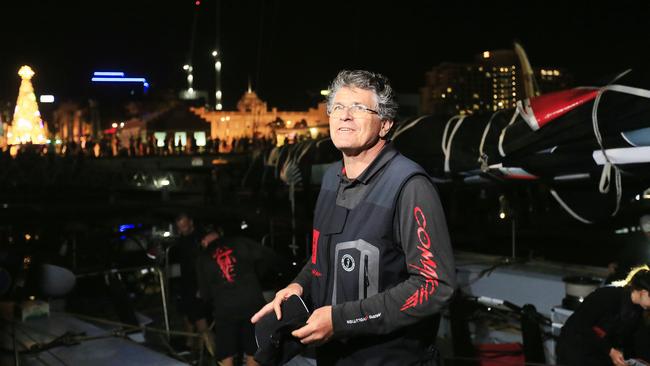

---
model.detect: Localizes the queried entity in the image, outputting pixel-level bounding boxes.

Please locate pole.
[156,267,171,341]
[511,217,516,259]
[214,0,222,110]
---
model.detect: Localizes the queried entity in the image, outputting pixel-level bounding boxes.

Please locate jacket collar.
[337,141,398,184]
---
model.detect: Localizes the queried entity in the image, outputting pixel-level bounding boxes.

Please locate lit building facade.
[53,102,92,142]
[192,89,329,143]
[421,49,572,116]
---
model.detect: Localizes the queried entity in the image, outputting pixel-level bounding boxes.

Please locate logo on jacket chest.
[341,254,355,272]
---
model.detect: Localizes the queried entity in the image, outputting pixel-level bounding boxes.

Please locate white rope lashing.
[497,108,521,157]
[441,115,466,173]
[478,110,502,171]
[591,71,650,216]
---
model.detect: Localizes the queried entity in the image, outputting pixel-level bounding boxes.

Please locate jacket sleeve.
[331,175,456,338]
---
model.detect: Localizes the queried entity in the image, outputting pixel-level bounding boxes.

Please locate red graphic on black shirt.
[213,247,236,283]
[401,206,439,311]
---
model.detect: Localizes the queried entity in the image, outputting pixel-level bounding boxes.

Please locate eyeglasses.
[328,103,379,118]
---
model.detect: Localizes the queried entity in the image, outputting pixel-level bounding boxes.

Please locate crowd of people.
[1,134,279,159]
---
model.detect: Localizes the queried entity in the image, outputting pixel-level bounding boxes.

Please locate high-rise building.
[420,49,572,116]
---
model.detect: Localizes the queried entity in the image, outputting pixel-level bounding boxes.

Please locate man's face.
[175,217,194,236]
[329,87,392,156]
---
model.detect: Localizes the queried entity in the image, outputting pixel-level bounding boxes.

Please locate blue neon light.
[92,77,147,83]
[93,71,125,77]
[119,224,136,232]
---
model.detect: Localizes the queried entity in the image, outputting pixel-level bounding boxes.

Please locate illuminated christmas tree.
[8,65,47,144]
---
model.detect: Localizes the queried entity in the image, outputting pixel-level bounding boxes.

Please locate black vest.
[310,150,426,308]
[311,151,440,365]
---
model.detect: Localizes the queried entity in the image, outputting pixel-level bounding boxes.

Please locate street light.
[211,49,222,110]
[180,64,195,100]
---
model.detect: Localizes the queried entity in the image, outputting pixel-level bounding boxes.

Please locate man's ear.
[379,120,394,138]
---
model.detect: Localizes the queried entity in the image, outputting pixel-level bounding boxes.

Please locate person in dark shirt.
[557,265,650,366]
[197,232,279,366]
[173,213,214,352]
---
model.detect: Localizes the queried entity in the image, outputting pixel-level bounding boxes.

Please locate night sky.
[1,0,649,110]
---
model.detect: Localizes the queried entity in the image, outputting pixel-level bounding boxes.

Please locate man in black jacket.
[252,70,456,365]
[197,232,280,366]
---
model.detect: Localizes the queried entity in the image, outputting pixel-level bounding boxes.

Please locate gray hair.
[326,70,398,121]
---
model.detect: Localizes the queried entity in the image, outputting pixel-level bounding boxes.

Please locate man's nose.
[340,107,353,120]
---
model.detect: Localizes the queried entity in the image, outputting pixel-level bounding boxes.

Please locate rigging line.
[266,0,277,84]
[14,326,68,366]
[215,0,221,50]
[156,333,191,364]
[1,318,58,339]
[549,188,593,224]
[215,0,221,110]
[255,0,266,92]
[68,312,200,338]
[12,319,19,366]
[187,1,200,66]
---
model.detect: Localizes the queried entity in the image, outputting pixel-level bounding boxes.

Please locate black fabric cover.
[254,295,309,365]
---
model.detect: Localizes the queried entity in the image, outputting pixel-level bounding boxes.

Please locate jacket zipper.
[325,235,333,305]
[363,255,369,299]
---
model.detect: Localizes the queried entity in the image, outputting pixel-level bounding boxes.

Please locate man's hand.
[251,283,303,323]
[200,232,219,248]
[291,306,333,345]
[609,348,626,366]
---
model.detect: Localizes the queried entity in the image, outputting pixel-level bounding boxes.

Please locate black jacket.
[557,286,644,366]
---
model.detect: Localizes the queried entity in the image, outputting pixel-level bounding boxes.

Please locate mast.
[514,41,540,98]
